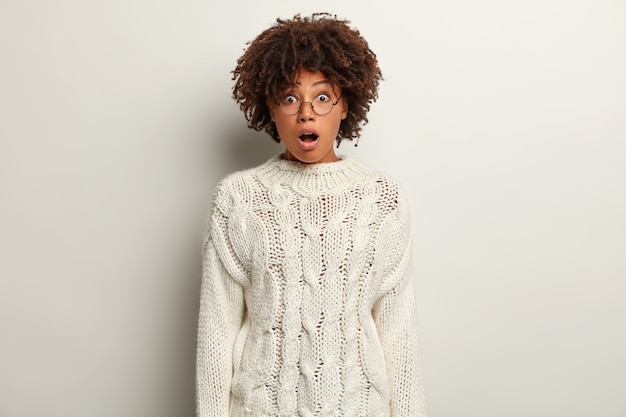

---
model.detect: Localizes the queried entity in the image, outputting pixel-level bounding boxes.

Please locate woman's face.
[270,69,348,164]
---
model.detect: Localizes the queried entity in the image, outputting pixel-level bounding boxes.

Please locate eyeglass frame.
[275,93,343,116]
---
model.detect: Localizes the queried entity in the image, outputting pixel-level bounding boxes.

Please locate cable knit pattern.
[196,155,425,417]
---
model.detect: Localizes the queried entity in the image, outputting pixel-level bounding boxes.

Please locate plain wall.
[1,1,625,416]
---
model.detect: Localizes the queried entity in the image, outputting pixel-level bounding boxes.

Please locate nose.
[298,101,315,121]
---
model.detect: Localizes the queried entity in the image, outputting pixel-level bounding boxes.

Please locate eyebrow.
[311,80,331,87]
[281,79,336,98]
[294,79,331,88]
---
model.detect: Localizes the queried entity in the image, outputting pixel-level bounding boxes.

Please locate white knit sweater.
[196,155,425,417]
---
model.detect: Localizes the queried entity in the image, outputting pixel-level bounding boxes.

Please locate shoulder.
[214,158,274,193]
[361,166,409,214]
[210,156,281,209]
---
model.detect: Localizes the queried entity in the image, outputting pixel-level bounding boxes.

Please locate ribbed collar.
[254,154,373,196]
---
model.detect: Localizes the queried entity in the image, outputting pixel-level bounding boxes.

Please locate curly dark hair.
[232,12,383,146]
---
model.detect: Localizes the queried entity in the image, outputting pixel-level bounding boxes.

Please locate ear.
[340,99,349,120]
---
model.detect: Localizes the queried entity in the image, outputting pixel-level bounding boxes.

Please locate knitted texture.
[196,155,425,417]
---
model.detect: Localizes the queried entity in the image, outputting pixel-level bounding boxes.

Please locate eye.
[316,93,331,103]
[281,95,299,105]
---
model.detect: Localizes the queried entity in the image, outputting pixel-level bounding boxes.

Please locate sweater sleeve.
[372,190,426,417]
[196,185,247,417]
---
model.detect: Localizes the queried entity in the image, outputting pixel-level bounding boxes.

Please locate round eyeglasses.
[277,93,342,116]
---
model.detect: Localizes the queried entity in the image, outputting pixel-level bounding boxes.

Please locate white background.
[1,1,625,416]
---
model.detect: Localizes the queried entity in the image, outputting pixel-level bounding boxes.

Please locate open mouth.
[299,132,319,142]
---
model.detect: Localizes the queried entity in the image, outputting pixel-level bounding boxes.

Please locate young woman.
[196,13,425,417]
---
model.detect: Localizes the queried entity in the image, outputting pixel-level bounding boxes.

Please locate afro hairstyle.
[232,12,383,145]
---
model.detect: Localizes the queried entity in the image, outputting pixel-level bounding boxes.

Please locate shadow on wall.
[217,115,283,176]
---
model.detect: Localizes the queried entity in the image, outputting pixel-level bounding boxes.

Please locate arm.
[196,188,247,417]
[372,193,426,417]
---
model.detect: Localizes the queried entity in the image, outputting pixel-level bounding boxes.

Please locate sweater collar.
[255,154,372,195]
